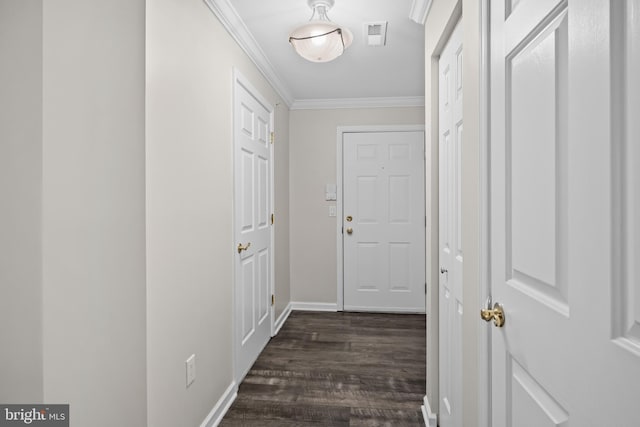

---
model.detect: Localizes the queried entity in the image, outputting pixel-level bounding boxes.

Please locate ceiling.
[207,0,427,108]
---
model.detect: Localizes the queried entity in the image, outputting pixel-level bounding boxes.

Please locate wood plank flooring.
[220,311,426,426]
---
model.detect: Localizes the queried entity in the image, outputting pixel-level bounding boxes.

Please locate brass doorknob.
[237,242,251,254]
[481,302,505,327]
[346,227,353,235]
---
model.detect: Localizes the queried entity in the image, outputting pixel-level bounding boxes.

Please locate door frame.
[422,1,490,425]
[336,124,425,311]
[232,68,275,383]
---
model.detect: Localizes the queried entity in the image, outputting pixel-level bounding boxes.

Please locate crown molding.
[205,0,426,110]
[409,0,433,25]
[203,0,294,107]
[290,96,425,110]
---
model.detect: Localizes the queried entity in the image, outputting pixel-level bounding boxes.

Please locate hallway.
[5,0,638,425]
[221,311,426,426]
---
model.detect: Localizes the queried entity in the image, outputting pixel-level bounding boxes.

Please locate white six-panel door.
[489,0,640,425]
[438,19,463,427]
[234,73,272,382]
[343,131,425,312]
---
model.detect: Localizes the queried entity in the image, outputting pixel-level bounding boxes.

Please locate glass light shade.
[289,21,353,63]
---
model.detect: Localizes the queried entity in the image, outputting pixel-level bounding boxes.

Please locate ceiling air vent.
[364,21,388,47]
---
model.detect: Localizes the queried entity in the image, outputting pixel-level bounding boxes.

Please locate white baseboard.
[273,302,292,335]
[200,381,237,427]
[421,395,438,427]
[290,302,338,312]
[343,305,426,314]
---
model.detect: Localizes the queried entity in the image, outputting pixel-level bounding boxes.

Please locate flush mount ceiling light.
[288,0,353,63]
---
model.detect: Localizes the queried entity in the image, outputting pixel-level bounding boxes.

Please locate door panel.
[240,258,255,345]
[489,1,640,425]
[258,248,269,323]
[357,176,377,223]
[438,19,463,427]
[389,243,410,291]
[234,76,272,381]
[509,10,567,306]
[258,156,269,227]
[343,131,425,312]
[510,358,568,427]
[614,0,640,352]
[389,175,410,223]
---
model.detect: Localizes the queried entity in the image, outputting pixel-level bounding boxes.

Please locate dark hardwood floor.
[220,311,426,426]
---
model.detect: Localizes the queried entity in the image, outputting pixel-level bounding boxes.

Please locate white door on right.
[489,1,640,426]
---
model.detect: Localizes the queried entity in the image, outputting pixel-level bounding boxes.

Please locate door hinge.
[271,213,274,225]
[271,294,275,306]
[270,132,275,144]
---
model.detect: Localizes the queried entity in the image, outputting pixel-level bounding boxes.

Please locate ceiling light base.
[307,0,334,10]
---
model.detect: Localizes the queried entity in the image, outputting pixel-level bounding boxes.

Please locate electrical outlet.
[186,354,196,387]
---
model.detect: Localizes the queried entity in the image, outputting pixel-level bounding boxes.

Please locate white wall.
[0,0,44,403]
[145,0,290,426]
[460,2,482,425]
[289,107,425,304]
[274,105,291,319]
[1,0,293,424]
[41,1,147,426]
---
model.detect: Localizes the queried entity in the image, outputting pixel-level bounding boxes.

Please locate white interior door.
[342,131,425,312]
[233,73,273,382]
[489,1,640,425]
[438,19,463,427]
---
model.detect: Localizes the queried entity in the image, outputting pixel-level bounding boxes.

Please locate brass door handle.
[481,302,505,327]
[237,242,251,254]
[346,227,353,235]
